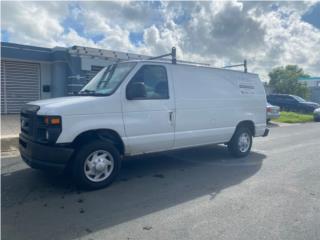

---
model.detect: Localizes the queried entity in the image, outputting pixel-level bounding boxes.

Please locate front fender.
[56,113,126,144]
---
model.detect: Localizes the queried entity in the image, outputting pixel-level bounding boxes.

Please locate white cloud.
[57,29,96,48]
[183,1,266,59]
[247,3,320,80]
[1,1,320,81]
[1,1,68,47]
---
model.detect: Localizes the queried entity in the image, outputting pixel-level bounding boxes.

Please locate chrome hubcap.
[238,132,250,153]
[84,150,114,182]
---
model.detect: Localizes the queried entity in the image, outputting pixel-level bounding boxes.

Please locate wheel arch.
[235,120,255,136]
[71,129,125,155]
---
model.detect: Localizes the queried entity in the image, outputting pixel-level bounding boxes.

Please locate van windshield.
[79,62,136,96]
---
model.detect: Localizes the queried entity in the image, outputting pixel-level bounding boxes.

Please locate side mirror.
[126,82,146,100]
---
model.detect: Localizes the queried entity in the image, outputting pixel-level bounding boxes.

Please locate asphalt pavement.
[1,123,320,240]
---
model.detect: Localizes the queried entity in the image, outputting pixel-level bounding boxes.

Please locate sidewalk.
[1,114,20,137]
[1,114,20,152]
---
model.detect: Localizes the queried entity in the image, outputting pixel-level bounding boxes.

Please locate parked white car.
[19,51,268,189]
[267,102,280,122]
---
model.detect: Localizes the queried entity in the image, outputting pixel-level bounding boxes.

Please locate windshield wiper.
[91,92,108,96]
[78,89,96,95]
[78,89,108,96]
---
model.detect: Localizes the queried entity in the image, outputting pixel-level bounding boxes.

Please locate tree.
[268,65,310,99]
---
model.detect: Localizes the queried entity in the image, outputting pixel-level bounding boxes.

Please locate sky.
[1,1,320,81]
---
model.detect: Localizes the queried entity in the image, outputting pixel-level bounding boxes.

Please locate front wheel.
[228,127,252,157]
[72,140,121,190]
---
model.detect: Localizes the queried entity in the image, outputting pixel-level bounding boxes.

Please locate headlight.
[314,108,320,113]
[37,116,62,143]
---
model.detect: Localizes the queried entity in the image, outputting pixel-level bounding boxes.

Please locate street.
[1,123,320,240]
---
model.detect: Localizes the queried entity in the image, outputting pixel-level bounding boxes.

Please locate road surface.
[2,123,320,240]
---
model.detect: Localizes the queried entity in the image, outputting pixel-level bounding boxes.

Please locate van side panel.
[172,65,266,148]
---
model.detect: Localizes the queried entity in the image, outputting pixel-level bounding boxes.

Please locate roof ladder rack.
[148,47,177,64]
[223,60,247,73]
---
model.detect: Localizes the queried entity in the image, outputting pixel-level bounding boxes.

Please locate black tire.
[228,127,252,158]
[72,140,121,190]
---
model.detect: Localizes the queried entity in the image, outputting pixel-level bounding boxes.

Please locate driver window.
[128,65,169,99]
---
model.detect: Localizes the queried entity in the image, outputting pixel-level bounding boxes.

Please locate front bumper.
[19,134,74,171]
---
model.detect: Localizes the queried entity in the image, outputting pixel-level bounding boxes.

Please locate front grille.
[20,104,40,140]
[21,112,32,135]
[20,104,62,144]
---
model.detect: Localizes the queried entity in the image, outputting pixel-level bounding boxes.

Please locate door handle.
[169,111,174,123]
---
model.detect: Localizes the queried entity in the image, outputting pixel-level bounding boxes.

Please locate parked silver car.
[267,102,280,122]
[314,108,320,122]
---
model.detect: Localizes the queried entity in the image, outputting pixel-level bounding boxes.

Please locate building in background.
[298,77,320,103]
[1,42,149,114]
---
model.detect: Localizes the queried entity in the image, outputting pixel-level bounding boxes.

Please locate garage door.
[1,60,40,114]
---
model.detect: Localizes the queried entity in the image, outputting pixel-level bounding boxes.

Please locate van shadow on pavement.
[2,145,265,240]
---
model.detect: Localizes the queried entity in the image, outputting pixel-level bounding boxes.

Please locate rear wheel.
[228,127,252,157]
[72,140,121,190]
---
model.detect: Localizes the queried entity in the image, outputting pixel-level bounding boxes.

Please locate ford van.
[19,49,269,189]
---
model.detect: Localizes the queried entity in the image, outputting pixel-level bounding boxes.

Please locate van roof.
[119,59,258,76]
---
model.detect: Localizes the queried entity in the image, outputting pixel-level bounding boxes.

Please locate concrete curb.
[1,136,19,152]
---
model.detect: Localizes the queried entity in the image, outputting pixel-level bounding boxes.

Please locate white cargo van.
[19,48,268,189]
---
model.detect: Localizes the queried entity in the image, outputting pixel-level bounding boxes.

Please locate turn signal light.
[51,118,61,125]
[44,116,61,125]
